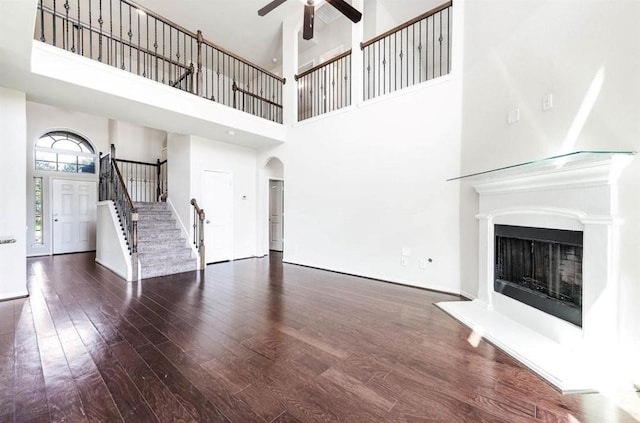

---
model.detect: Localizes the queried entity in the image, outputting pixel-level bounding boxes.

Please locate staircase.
[135,202,197,278]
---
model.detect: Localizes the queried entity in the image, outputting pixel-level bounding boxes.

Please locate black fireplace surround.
[494,225,583,327]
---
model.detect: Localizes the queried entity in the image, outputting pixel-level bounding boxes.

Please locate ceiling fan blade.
[303,3,314,40]
[258,0,288,16]
[325,0,362,23]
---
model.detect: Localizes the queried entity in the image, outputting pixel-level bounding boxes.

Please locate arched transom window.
[35,131,96,173]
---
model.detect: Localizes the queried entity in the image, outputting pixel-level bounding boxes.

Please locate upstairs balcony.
[33,0,453,126]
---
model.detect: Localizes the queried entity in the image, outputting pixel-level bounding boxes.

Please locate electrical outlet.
[401,247,411,256]
[401,257,408,267]
[419,259,427,269]
[542,93,553,111]
[507,108,520,124]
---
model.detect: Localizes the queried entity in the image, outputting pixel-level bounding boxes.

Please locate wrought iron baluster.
[418,19,423,82]
[405,27,409,88]
[447,8,451,73]
[439,10,443,77]
[89,0,93,58]
[75,0,79,54]
[98,0,104,62]
[154,19,158,80]
[52,0,57,46]
[63,0,69,50]
[119,0,123,69]
[39,0,45,42]
[431,14,435,79]
[144,13,148,77]
[136,7,140,75]
[162,22,165,83]
[109,0,113,66]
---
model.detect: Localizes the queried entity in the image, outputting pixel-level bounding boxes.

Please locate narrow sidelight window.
[34,177,44,245]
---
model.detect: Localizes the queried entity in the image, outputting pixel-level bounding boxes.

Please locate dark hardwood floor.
[1,252,638,422]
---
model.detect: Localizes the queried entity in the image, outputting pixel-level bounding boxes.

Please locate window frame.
[34,130,97,174]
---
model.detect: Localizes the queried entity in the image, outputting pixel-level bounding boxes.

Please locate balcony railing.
[361,2,452,100]
[295,50,352,121]
[34,1,452,124]
[35,0,285,123]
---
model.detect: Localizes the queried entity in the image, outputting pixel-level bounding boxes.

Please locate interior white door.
[269,180,284,252]
[202,170,233,264]
[52,179,97,254]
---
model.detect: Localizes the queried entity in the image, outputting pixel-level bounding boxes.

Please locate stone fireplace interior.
[438,151,636,393]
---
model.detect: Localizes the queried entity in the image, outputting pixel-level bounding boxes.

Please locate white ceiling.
[131,0,439,72]
[132,0,303,72]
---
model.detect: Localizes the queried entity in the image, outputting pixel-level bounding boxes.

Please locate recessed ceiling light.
[272,57,278,63]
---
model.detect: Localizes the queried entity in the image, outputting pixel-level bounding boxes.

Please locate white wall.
[95,201,131,281]
[167,133,192,233]
[258,75,462,293]
[298,15,351,70]
[109,120,165,163]
[190,136,258,260]
[363,0,446,40]
[0,87,28,300]
[459,0,640,344]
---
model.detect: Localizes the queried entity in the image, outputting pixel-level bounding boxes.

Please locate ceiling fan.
[258,0,362,40]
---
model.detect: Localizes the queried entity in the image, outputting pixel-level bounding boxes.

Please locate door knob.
[206,220,210,224]
[54,219,59,222]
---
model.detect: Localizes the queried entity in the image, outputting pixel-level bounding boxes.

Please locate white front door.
[202,170,233,264]
[52,179,97,254]
[269,180,284,252]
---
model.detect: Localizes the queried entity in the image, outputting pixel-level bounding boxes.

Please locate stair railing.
[100,145,139,280]
[112,159,139,279]
[190,198,206,270]
[114,157,167,202]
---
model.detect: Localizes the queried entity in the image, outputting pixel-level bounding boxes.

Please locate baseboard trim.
[282,260,464,299]
[0,291,29,302]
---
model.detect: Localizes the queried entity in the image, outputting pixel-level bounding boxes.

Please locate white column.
[0,87,28,300]
[282,16,300,125]
[350,0,364,106]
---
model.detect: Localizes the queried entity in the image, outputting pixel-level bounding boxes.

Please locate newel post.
[198,209,205,270]
[196,30,203,96]
[131,209,139,281]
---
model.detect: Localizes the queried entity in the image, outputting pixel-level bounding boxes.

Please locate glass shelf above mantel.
[447,150,637,182]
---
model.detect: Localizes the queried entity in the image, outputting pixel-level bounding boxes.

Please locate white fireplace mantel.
[439,151,636,393]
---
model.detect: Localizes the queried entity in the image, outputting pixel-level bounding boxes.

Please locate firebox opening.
[494,225,583,327]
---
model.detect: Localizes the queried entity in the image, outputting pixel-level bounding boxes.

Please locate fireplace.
[494,225,583,327]
[437,151,635,392]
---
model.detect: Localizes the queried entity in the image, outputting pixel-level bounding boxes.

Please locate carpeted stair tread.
[137,219,176,230]
[140,258,197,279]
[139,248,194,265]
[129,201,197,279]
[137,228,182,241]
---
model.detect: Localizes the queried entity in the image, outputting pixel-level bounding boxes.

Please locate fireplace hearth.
[494,224,583,327]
